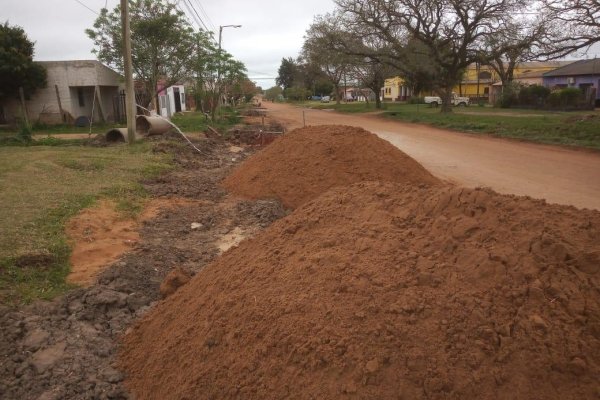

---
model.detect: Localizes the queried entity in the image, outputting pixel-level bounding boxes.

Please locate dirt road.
[265,102,600,210]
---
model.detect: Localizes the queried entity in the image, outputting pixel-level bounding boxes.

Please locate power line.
[183,0,210,31]
[194,0,216,33]
[74,0,99,15]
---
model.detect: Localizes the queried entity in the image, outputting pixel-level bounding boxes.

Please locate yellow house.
[381,77,413,101]
[455,61,576,102]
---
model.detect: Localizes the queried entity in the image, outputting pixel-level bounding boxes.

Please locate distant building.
[0,60,123,125]
[458,61,574,104]
[543,59,600,106]
[381,77,413,101]
[157,82,186,117]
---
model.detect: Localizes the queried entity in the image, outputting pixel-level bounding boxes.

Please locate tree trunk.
[440,89,453,113]
[334,84,341,105]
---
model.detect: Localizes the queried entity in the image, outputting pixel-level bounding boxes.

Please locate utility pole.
[121,0,136,144]
[214,24,241,120]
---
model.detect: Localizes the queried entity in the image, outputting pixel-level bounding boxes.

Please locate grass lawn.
[171,108,243,133]
[302,101,600,149]
[0,122,121,138]
[0,142,173,305]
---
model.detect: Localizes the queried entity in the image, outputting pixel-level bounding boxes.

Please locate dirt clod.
[159,268,192,299]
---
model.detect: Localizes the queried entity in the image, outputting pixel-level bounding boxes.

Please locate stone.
[191,222,203,230]
[30,342,66,374]
[366,358,379,373]
[529,314,548,332]
[22,328,50,351]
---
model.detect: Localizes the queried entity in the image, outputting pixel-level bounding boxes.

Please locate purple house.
[543,59,600,106]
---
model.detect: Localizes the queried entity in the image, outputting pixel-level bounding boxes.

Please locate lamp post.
[214,24,241,119]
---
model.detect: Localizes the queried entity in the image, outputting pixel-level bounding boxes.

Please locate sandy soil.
[264,102,600,210]
[66,198,205,286]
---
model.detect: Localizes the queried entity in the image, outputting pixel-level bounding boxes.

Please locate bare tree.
[303,15,351,105]
[335,0,528,112]
[539,0,600,58]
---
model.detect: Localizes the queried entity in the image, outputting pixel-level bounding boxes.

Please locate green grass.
[302,101,600,150]
[171,108,243,134]
[0,141,173,305]
[0,122,120,138]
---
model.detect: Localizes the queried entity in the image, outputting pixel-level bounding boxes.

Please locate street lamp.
[214,24,241,118]
[218,24,242,52]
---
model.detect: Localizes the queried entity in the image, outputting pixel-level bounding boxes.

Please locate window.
[77,88,85,107]
[479,71,492,80]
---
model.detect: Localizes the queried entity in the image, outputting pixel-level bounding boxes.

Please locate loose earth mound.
[119,182,600,400]
[222,125,440,208]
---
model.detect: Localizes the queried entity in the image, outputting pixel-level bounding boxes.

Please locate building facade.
[543,59,600,106]
[0,60,123,125]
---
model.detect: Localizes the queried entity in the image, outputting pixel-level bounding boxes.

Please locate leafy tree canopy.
[276,57,298,90]
[0,22,47,100]
[86,0,198,105]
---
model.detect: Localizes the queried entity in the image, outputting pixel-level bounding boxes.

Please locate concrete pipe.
[105,128,128,143]
[105,128,143,143]
[136,115,172,136]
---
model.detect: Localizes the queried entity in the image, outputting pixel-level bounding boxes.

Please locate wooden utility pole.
[18,86,30,129]
[54,85,65,123]
[121,0,136,144]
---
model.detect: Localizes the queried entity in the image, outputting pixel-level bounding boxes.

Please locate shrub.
[559,87,582,107]
[546,87,583,109]
[284,86,312,101]
[497,82,520,108]
[519,85,550,107]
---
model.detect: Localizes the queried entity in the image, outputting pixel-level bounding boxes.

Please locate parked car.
[424,93,469,107]
[311,95,322,101]
[321,96,331,103]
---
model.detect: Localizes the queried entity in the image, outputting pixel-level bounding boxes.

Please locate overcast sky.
[3,0,336,88]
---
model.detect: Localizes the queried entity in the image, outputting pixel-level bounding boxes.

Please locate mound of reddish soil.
[119,182,600,400]
[222,125,440,208]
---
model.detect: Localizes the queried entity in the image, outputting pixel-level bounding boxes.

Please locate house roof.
[543,59,600,77]
[514,70,546,79]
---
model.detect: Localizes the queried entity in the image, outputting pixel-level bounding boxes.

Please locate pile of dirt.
[119,182,600,400]
[223,125,440,208]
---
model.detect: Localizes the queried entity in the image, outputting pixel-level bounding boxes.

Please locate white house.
[0,60,123,125]
[158,84,186,118]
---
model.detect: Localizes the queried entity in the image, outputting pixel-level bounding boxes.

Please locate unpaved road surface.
[265,102,600,210]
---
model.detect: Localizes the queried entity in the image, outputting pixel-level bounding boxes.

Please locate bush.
[546,87,583,109]
[519,85,550,107]
[17,123,32,142]
[496,82,521,108]
[284,86,312,101]
[559,87,582,106]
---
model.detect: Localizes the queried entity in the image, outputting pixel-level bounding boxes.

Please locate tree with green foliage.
[264,86,283,101]
[276,57,298,90]
[0,22,47,102]
[86,0,197,111]
[189,36,249,119]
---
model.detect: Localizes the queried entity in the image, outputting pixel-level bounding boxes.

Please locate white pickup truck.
[424,93,469,107]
